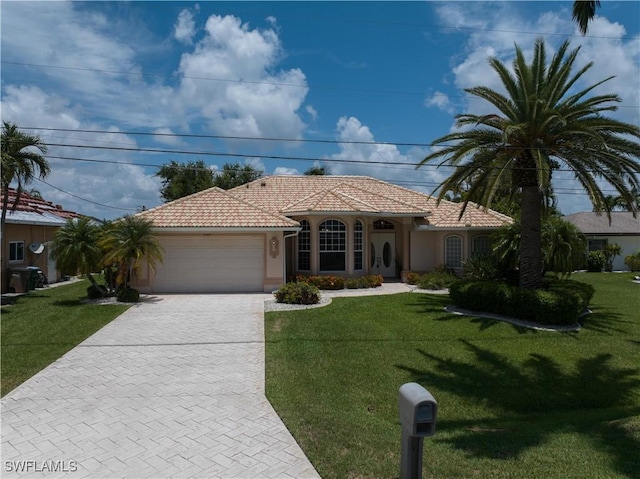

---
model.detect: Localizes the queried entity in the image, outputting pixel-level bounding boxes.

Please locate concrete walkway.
[1,294,320,478]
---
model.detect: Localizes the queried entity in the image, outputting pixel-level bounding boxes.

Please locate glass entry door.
[370,233,395,277]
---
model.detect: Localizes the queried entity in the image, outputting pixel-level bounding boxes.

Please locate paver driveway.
[1,294,320,478]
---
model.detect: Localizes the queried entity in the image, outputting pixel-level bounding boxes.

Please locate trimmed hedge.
[448,279,594,325]
[297,275,383,290]
[274,282,320,305]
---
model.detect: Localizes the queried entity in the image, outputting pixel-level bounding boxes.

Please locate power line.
[42,154,629,197]
[5,61,639,108]
[35,178,138,212]
[41,141,640,176]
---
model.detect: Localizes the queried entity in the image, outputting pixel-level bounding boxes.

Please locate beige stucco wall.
[2,223,60,292]
[264,231,285,292]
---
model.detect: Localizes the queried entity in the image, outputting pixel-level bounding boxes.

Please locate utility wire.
[5,61,638,108]
[35,178,138,212]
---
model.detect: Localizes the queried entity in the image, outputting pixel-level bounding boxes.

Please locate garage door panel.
[153,235,264,293]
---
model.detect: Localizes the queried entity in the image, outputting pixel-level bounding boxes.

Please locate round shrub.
[117,287,140,303]
[364,275,383,288]
[586,251,606,272]
[86,284,107,299]
[405,272,421,285]
[624,252,640,272]
[274,282,320,305]
[345,277,367,289]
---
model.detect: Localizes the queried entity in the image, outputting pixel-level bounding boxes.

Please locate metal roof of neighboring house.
[563,211,640,235]
[0,188,80,225]
[229,176,511,228]
[135,186,300,229]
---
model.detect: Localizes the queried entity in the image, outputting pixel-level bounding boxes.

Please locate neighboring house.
[133,175,512,293]
[564,211,640,271]
[1,188,80,293]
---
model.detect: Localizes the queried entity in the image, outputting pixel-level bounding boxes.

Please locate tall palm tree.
[50,217,105,293]
[1,122,50,240]
[418,38,640,289]
[573,1,600,35]
[100,215,163,288]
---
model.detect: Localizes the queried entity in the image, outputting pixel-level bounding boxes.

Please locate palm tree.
[50,217,105,294]
[573,1,600,35]
[100,215,163,288]
[418,38,640,289]
[1,122,50,240]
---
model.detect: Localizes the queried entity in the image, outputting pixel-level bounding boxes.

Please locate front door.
[370,233,395,277]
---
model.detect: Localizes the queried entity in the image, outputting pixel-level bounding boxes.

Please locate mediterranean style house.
[132,175,512,293]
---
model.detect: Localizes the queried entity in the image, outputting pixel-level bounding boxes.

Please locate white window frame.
[319,219,346,272]
[354,220,363,271]
[9,241,25,262]
[297,220,311,271]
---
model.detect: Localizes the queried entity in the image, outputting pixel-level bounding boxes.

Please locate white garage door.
[153,235,264,293]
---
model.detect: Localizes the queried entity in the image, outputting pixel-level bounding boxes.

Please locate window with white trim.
[354,220,363,270]
[9,241,24,262]
[445,235,463,268]
[472,235,491,256]
[298,220,311,271]
[319,219,346,271]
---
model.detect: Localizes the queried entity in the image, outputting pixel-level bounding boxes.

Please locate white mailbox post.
[398,382,438,479]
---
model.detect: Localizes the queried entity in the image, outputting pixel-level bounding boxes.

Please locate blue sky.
[2,1,639,219]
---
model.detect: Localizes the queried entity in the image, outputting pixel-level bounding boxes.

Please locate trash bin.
[26,266,41,291]
[8,268,30,293]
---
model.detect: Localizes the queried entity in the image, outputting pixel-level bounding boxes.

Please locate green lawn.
[265,273,640,479]
[1,279,129,396]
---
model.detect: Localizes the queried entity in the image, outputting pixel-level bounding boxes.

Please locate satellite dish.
[29,243,45,254]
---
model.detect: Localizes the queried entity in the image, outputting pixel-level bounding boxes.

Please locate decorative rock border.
[444,305,585,332]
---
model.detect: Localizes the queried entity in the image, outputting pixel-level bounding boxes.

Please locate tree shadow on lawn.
[396,341,640,476]
[580,308,633,336]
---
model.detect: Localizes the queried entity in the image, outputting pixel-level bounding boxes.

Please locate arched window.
[373,219,394,230]
[445,235,463,268]
[354,220,363,270]
[298,220,311,271]
[319,219,346,271]
[472,235,491,256]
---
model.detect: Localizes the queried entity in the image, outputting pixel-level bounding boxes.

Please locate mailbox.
[398,382,438,479]
[399,382,438,437]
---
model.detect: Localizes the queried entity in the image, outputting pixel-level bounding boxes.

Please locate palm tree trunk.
[520,186,544,289]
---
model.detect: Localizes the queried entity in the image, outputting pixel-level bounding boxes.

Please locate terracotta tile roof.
[229,176,511,228]
[0,188,80,223]
[564,212,640,235]
[135,187,300,229]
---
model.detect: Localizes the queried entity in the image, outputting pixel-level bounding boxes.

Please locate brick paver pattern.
[1,294,321,478]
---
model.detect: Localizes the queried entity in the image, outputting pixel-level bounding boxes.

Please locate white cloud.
[329,117,441,193]
[425,91,454,115]
[273,166,299,175]
[306,105,319,121]
[176,14,308,142]
[174,8,197,45]
[1,85,162,219]
[153,127,182,146]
